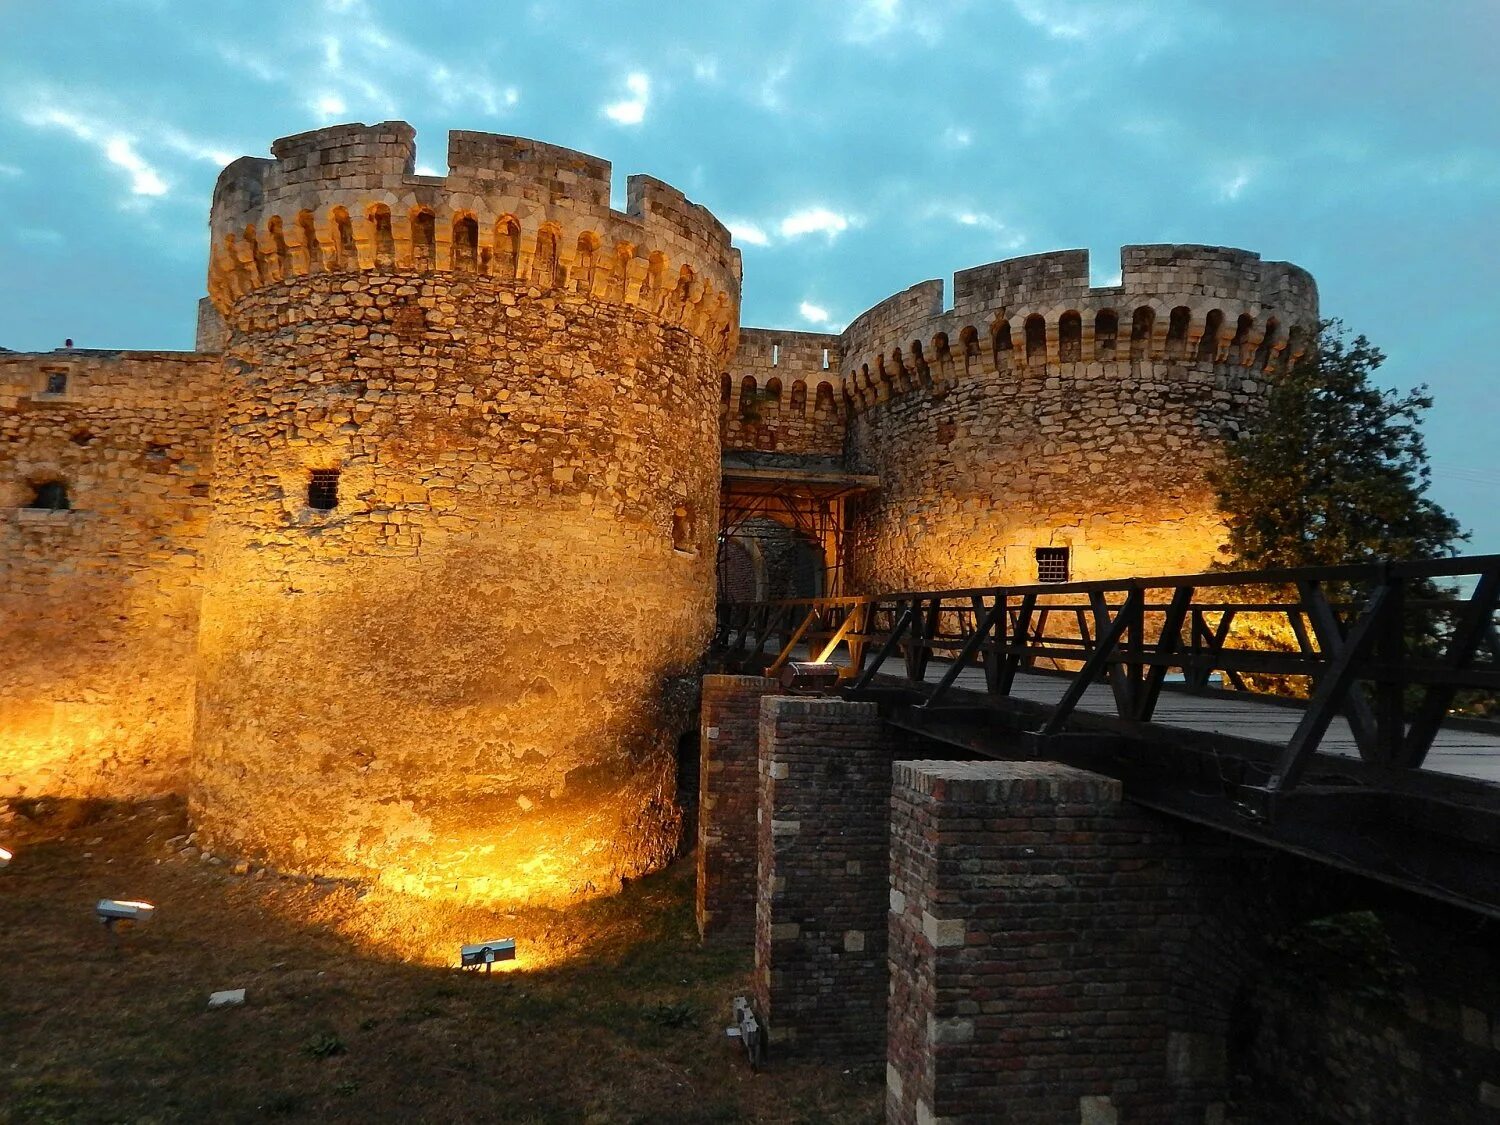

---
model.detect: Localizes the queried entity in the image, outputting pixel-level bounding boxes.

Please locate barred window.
[307,469,340,511]
[1035,547,1069,584]
[44,371,67,394]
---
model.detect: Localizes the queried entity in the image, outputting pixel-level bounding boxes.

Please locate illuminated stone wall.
[722,328,845,456]
[0,350,219,797]
[840,245,1319,590]
[193,123,739,903]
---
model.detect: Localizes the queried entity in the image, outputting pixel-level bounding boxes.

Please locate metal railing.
[713,555,1500,797]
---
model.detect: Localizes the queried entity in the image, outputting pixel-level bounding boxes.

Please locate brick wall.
[888,760,1245,1125]
[753,696,893,1061]
[696,675,779,944]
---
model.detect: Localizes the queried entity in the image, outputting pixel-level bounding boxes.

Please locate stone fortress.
[0,121,1316,903]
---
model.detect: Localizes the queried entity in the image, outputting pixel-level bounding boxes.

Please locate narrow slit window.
[307,469,340,511]
[822,348,830,370]
[1035,546,1069,584]
[27,480,70,510]
[44,371,67,394]
[672,503,695,552]
[771,342,780,367]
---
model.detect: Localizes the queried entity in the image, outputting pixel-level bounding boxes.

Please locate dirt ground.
[0,798,883,1124]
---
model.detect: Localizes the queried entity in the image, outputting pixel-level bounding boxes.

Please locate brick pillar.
[696,675,778,944]
[888,761,1237,1125]
[753,696,893,1061]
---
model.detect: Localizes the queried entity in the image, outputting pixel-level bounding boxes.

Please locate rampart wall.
[721,328,845,456]
[838,245,1319,590]
[207,122,740,367]
[0,350,220,797]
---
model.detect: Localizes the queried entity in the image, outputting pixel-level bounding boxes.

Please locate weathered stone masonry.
[0,350,219,798]
[191,122,740,900]
[3,119,1321,921]
[840,246,1319,591]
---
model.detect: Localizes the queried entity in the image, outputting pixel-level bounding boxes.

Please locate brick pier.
[695,675,779,944]
[887,760,1237,1125]
[753,696,894,1061]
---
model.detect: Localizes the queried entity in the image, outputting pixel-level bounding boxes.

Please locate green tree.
[1209,318,1464,568]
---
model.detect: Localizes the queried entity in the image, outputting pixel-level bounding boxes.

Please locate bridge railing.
[713,555,1500,795]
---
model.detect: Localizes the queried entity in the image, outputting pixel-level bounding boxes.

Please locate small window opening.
[1035,546,1069,584]
[307,469,340,511]
[44,371,67,394]
[821,348,830,370]
[27,480,70,511]
[771,342,780,367]
[672,503,695,552]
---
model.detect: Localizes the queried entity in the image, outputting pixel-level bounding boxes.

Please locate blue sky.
[1,0,1496,550]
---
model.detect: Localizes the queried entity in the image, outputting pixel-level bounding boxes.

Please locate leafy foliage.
[1209,319,1463,569]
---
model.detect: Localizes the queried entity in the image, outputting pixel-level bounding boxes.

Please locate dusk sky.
[1,0,1496,550]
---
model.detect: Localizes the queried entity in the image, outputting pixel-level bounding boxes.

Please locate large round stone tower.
[840,245,1318,590]
[195,122,739,903]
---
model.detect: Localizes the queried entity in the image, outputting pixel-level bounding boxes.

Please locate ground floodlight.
[96,899,155,927]
[460,938,516,971]
[0,846,11,870]
[778,661,840,694]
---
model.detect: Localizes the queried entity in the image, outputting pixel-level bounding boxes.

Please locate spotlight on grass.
[0,846,12,870]
[96,899,155,930]
[460,938,516,972]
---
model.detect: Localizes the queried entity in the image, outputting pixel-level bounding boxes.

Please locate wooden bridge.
[712,554,1500,918]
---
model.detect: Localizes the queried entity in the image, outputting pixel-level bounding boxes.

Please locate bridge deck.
[851,655,1500,785]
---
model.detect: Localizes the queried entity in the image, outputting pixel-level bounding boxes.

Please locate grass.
[0,798,882,1124]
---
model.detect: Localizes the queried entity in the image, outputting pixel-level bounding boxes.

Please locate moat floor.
[0,798,881,1125]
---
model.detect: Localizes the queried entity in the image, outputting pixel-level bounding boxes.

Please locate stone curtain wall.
[752,697,893,1061]
[0,350,219,798]
[887,760,1247,1125]
[696,674,779,944]
[721,328,845,456]
[1243,925,1500,1124]
[840,245,1319,591]
[191,123,740,905]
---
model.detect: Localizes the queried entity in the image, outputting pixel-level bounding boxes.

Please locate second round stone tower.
[196,123,739,903]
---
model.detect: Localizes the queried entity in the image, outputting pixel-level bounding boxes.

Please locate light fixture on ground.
[0,846,12,869]
[777,661,840,694]
[96,899,155,934]
[460,938,516,972]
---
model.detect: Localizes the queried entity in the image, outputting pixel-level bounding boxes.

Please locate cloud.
[217,44,284,83]
[842,0,947,45]
[693,57,719,83]
[941,125,972,149]
[603,72,650,125]
[799,301,830,324]
[0,163,22,177]
[779,207,853,239]
[948,209,1026,249]
[158,128,237,166]
[1212,161,1259,202]
[757,59,793,111]
[13,227,63,245]
[311,92,348,121]
[1007,0,1150,42]
[728,220,770,246]
[19,105,169,198]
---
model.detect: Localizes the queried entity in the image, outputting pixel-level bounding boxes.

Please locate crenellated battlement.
[206,122,742,364]
[839,244,1318,412]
